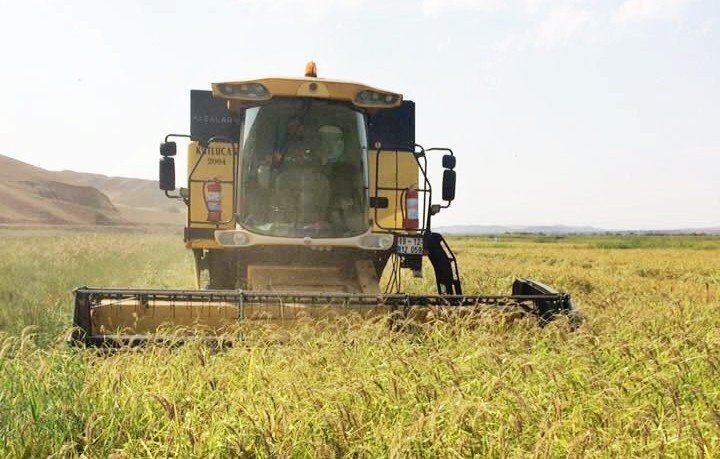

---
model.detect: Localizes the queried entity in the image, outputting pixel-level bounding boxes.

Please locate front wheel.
[206,250,238,290]
[192,249,205,289]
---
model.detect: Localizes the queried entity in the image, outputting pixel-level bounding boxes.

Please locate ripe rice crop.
[0,231,718,457]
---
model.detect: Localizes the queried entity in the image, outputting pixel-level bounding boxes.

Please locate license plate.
[396,236,423,255]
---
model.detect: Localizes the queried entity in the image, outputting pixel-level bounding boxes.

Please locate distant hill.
[436,225,605,235]
[436,225,720,235]
[0,154,183,226]
[639,227,720,235]
[55,170,184,225]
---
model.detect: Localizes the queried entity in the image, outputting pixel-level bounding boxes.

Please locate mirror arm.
[425,147,454,156]
[164,190,183,200]
[164,133,194,143]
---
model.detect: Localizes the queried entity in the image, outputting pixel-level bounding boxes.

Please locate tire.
[206,250,238,290]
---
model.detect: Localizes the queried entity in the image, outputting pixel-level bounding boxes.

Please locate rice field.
[0,230,719,457]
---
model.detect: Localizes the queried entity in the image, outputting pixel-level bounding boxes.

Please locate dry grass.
[0,232,719,457]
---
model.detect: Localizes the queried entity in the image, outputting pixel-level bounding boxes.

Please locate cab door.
[367,101,419,232]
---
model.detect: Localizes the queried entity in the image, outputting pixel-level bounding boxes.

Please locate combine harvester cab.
[70,63,580,346]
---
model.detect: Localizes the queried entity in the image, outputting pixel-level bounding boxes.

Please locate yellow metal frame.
[186,141,236,249]
[368,150,419,232]
[185,77,416,248]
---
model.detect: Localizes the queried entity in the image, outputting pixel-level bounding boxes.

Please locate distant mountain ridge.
[0,154,183,226]
[436,225,720,235]
[2,154,717,233]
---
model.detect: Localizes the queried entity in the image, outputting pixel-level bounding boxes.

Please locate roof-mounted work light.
[354,89,402,108]
[213,82,272,101]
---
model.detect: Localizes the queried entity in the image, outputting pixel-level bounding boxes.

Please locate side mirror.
[442,169,456,202]
[442,154,456,170]
[160,141,177,157]
[159,157,176,191]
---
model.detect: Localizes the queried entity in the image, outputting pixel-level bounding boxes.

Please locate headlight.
[379,235,394,250]
[355,90,401,107]
[233,232,249,246]
[215,230,253,247]
[358,233,395,250]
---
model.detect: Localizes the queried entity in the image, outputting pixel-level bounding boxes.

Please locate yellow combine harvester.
[71,63,578,345]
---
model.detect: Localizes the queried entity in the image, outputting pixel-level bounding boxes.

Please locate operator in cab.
[271,117,332,235]
[240,98,368,239]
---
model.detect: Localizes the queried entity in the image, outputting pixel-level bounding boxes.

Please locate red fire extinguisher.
[203,178,222,223]
[404,186,419,230]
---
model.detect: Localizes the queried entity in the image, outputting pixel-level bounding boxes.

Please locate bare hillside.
[0,155,183,226]
[55,170,183,212]
[55,169,184,225]
[0,155,123,225]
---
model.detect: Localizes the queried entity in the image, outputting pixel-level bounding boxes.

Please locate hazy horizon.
[1,0,718,230]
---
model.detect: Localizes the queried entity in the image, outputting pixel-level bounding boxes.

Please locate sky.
[0,0,718,230]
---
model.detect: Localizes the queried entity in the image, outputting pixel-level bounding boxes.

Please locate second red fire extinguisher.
[404,186,419,230]
[203,178,222,222]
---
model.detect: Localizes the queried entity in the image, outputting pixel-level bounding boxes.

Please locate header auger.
[70,63,580,346]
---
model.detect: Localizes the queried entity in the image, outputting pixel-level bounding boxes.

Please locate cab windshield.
[240,98,368,238]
